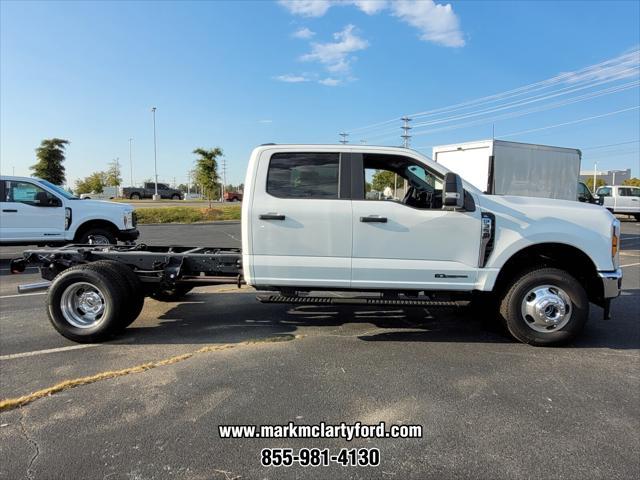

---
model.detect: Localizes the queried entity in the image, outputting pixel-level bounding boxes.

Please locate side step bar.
[256,294,467,308]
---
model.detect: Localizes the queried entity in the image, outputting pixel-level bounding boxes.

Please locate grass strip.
[135,205,241,224]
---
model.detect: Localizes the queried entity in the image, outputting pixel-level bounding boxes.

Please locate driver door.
[351,153,481,291]
[0,180,65,242]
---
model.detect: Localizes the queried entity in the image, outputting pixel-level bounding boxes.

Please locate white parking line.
[621,262,640,268]
[0,292,46,299]
[0,344,99,361]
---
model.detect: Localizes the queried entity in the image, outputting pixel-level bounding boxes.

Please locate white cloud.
[390,0,465,47]
[301,24,368,73]
[292,27,316,39]
[278,0,331,17]
[352,0,388,15]
[319,77,342,86]
[274,74,310,83]
[280,0,465,48]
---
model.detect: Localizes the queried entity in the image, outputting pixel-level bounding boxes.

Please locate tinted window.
[597,187,611,197]
[619,187,640,197]
[267,153,340,199]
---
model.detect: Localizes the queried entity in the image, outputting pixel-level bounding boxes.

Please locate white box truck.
[432,140,581,201]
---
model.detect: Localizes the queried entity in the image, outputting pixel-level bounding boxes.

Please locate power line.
[345,49,639,137]
[581,140,640,150]
[373,81,639,142]
[497,106,640,138]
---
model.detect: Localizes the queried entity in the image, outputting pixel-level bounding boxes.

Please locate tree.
[585,177,605,191]
[75,172,107,194]
[177,183,189,193]
[371,170,403,192]
[30,138,69,185]
[622,177,640,186]
[193,147,223,206]
[105,159,122,187]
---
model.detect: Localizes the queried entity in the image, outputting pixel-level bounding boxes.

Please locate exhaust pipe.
[17,282,51,294]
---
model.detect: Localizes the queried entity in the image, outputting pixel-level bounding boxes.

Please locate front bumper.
[117,228,140,241]
[598,268,623,299]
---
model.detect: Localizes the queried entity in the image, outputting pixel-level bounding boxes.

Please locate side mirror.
[442,172,464,210]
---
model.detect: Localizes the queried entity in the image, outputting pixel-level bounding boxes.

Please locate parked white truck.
[11,145,621,346]
[1,176,139,245]
[432,139,581,200]
[595,185,640,221]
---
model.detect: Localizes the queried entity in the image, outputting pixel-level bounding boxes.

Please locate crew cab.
[123,182,182,200]
[595,185,640,221]
[11,146,622,347]
[1,176,139,245]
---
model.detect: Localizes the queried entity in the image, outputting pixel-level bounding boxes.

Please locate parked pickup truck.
[1,176,138,245]
[11,145,622,347]
[595,185,640,221]
[224,191,243,202]
[122,182,183,200]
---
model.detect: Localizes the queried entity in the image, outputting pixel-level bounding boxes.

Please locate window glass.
[7,181,59,206]
[628,187,640,197]
[267,153,339,199]
[578,183,588,196]
[597,187,611,197]
[363,154,442,209]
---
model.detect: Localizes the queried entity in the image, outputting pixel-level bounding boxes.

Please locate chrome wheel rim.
[60,282,108,328]
[89,235,111,245]
[521,284,572,333]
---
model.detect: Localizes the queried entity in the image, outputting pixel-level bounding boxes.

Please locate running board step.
[256,295,467,307]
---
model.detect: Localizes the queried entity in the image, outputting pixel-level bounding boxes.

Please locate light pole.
[593,162,597,190]
[151,107,160,200]
[128,138,134,188]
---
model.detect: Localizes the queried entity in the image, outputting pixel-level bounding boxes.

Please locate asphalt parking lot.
[0,220,638,479]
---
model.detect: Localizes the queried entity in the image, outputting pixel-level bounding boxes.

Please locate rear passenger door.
[249,151,352,288]
[617,187,640,212]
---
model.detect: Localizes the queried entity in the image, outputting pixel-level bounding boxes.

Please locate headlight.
[123,211,133,229]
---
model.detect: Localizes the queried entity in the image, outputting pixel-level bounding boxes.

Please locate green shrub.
[135,205,241,224]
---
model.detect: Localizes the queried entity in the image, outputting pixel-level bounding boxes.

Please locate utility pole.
[339,132,349,144]
[128,138,134,188]
[593,162,597,190]
[151,107,160,200]
[221,156,227,201]
[401,116,412,148]
[399,116,413,198]
[187,170,191,196]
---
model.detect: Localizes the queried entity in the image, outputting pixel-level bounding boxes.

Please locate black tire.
[148,285,193,302]
[47,265,128,342]
[130,193,141,200]
[82,260,144,329]
[76,228,117,245]
[498,268,589,346]
[171,194,181,200]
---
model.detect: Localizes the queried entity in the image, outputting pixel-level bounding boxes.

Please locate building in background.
[580,168,631,186]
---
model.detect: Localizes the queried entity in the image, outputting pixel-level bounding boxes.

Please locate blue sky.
[1,0,639,187]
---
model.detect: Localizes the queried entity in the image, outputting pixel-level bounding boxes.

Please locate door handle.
[259,213,286,220]
[360,215,387,223]
[2,209,17,213]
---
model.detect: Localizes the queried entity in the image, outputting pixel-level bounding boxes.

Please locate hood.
[480,195,615,228]
[74,199,134,212]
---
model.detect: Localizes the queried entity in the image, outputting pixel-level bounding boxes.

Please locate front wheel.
[130,193,141,200]
[498,268,589,346]
[171,194,181,200]
[76,228,116,245]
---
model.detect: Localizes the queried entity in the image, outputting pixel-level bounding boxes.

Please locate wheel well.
[74,220,119,240]
[494,243,602,302]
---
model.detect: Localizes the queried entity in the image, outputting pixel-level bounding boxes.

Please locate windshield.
[38,179,78,199]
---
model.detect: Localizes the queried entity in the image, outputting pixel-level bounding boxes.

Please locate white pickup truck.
[1,176,139,245]
[595,185,640,221]
[11,145,622,346]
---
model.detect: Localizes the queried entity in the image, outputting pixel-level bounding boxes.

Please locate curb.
[138,220,241,226]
